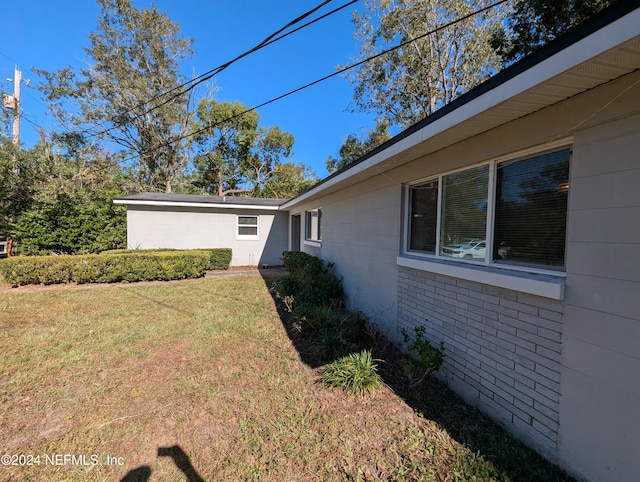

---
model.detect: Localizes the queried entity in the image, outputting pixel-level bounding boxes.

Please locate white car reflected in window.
[441,239,486,260]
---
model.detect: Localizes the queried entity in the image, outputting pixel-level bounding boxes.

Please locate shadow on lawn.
[120,445,204,482]
[260,272,574,482]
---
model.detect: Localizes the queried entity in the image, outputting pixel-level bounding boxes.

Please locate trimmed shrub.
[101,248,178,254]
[282,251,325,278]
[101,248,232,271]
[0,249,231,286]
[206,248,232,270]
[280,251,344,306]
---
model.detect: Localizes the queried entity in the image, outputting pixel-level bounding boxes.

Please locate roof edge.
[281,0,638,209]
[113,198,283,211]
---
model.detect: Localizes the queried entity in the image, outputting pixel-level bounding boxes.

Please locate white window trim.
[399,140,572,300]
[304,209,322,244]
[405,163,491,260]
[236,215,259,240]
[398,255,565,300]
[304,239,322,248]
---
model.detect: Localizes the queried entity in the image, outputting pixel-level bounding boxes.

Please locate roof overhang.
[282,5,640,210]
[113,198,282,211]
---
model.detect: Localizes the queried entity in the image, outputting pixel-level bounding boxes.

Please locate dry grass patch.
[1,276,572,481]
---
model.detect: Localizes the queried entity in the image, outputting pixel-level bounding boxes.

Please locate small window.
[409,180,438,253]
[237,215,258,239]
[305,209,322,241]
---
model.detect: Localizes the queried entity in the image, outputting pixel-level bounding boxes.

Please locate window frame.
[304,209,322,245]
[402,141,572,279]
[236,215,259,240]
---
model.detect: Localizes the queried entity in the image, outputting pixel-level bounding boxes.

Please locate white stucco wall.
[126,205,288,267]
[292,176,401,333]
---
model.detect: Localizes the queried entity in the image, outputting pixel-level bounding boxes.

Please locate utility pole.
[10,65,21,147]
[3,65,21,147]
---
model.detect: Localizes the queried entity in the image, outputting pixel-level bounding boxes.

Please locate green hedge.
[0,248,232,286]
[100,248,232,271]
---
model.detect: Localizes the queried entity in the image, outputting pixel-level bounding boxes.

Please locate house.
[282,4,640,482]
[116,3,639,480]
[113,193,288,267]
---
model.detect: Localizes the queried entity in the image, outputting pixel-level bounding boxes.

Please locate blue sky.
[1,0,377,177]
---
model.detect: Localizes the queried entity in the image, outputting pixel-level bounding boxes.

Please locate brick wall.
[397,266,564,455]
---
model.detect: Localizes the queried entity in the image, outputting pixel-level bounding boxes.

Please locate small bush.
[315,329,351,360]
[279,251,343,306]
[281,251,325,278]
[0,249,232,286]
[319,350,384,395]
[293,303,342,340]
[274,253,388,391]
[400,324,445,387]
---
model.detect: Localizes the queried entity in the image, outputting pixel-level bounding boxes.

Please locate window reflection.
[493,149,570,269]
[409,180,438,253]
[440,165,489,261]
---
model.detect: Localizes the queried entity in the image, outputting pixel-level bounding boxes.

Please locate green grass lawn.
[0,276,573,481]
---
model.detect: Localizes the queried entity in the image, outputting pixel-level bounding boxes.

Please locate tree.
[35,0,194,193]
[0,98,12,139]
[248,126,296,193]
[9,138,127,255]
[346,0,506,128]
[0,139,39,234]
[256,162,319,199]
[189,98,296,196]
[11,189,126,256]
[326,120,390,173]
[490,0,615,63]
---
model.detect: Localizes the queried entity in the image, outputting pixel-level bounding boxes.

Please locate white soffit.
[282,8,640,209]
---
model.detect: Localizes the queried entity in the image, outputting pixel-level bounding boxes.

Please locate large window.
[406,148,570,271]
[494,150,570,269]
[305,209,322,241]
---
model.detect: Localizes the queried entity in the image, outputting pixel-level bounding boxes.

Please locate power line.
[84,0,358,140]
[145,0,358,111]
[110,0,509,168]
[21,111,49,134]
[0,50,18,65]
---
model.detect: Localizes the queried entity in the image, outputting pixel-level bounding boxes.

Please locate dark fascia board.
[285,0,637,204]
[114,192,287,207]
